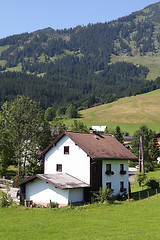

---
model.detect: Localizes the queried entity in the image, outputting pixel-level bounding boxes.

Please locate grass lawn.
[1,170,160,240]
[1,196,160,240]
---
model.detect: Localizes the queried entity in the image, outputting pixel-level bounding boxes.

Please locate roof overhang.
[18,173,90,190]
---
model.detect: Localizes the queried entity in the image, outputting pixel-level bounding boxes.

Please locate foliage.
[131,125,159,170]
[145,178,159,189]
[93,187,115,204]
[135,172,147,186]
[47,201,59,208]
[56,106,66,117]
[44,107,56,121]
[0,96,52,176]
[50,118,66,139]
[2,13,160,111]
[70,120,89,133]
[113,125,124,144]
[0,184,13,207]
[65,104,78,118]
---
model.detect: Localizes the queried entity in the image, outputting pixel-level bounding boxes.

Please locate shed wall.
[25,178,69,205]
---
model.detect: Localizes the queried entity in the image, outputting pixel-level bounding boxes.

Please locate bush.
[129,161,139,167]
[115,193,127,201]
[135,172,147,186]
[0,184,13,207]
[47,201,59,208]
[145,162,154,172]
[145,178,159,189]
[94,187,115,204]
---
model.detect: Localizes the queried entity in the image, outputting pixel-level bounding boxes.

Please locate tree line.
[0,96,159,179]
[1,62,160,111]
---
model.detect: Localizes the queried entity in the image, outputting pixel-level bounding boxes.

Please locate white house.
[18,131,137,206]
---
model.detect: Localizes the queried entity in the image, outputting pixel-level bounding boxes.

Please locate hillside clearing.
[111,53,160,80]
[64,89,160,134]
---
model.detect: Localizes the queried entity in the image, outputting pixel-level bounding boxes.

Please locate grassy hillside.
[65,89,160,134]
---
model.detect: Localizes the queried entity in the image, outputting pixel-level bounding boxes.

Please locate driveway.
[129,167,137,183]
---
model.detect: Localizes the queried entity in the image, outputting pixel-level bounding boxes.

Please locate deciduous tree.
[0,96,52,176]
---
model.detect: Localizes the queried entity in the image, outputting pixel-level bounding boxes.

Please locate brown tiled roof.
[18,173,90,190]
[38,131,137,160]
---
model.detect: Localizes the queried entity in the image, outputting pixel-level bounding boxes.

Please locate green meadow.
[1,169,160,240]
[65,89,160,135]
[1,188,160,240]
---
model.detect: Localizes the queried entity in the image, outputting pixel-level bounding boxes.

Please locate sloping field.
[78,89,160,134]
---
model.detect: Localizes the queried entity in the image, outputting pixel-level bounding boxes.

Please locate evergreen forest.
[1,2,160,109]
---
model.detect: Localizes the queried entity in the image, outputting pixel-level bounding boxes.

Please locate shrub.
[94,187,115,204]
[145,162,155,172]
[0,184,13,207]
[145,178,159,189]
[47,201,59,208]
[135,172,147,186]
[115,193,127,201]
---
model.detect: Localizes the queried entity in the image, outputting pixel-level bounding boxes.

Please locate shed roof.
[18,173,90,190]
[38,131,137,160]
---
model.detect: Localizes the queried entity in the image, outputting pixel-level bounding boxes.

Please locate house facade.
[18,131,137,206]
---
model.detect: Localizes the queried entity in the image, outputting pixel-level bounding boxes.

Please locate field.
[1,170,160,240]
[64,89,160,135]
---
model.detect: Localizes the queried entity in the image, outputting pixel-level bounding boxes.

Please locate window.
[106,164,111,171]
[120,164,126,175]
[120,181,126,192]
[105,164,114,175]
[120,181,124,189]
[106,182,111,190]
[56,164,62,172]
[64,146,69,154]
[120,164,124,171]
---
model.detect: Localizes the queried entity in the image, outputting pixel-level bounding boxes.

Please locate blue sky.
[1,0,159,39]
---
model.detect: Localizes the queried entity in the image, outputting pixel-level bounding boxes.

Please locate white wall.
[44,135,90,184]
[102,160,129,195]
[68,188,84,203]
[25,178,69,205]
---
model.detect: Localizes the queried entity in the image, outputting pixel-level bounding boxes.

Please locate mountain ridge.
[1,2,160,109]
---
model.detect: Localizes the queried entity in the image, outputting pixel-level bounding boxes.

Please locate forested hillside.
[1,2,160,109]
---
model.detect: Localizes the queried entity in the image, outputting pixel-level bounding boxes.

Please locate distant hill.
[1,2,160,109]
[75,89,160,135]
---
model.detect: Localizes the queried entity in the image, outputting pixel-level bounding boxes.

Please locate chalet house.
[18,131,137,206]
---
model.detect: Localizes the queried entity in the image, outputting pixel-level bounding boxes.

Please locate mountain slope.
[76,89,160,134]
[1,2,160,108]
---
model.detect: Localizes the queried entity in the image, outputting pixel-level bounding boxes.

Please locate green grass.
[64,89,160,134]
[1,171,160,239]
[1,196,160,239]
